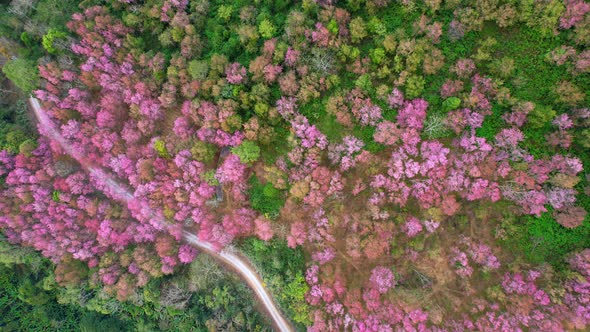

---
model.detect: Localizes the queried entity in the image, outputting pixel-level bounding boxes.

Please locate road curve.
[30,97,294,332]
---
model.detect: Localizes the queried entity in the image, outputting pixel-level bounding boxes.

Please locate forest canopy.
[0,0,590,330]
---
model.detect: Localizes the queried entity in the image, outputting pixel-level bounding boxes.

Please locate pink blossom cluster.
[369,266,396,294]
[225,62,247,84]
[397,99,428,130]
[502,271,551,306]
[461,236,500,270]
[387,88,405,108]
[328,136,364,171]
[403,217,423,237]
[277,97,328,150]
[347,89,383,126]
[450,247,474,277]
[560,0,590,29]
[308,23,331,47]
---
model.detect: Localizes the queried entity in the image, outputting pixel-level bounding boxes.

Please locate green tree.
[370,48,386,64]
[248,176,285,218]
[282,273,311,325]
[190,141,216,163]
[349,17,367,43]
[258,19,276,39]
[2,129,28,154]
[442,97,461,112]
[217,5,233,22]
[2,58,39,93]
[42,29,67,54]
[188,60,209,80]
[231,140,260,164]
[355,74,373,94]
[153,139,170,158]
[405,75,425,99]
[527,104,556,128]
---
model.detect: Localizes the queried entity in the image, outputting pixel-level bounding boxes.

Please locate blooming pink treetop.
[328,136,364,171]
[284,47,300,67]
[560,0,590,29]
[397,99,428,130]
[215,154,247,184]
[495,128,525,149]
[553,114,574,130]
[404,217,423,238]
[374,121,401,146]
[254,217,274,241]
[387,88,405,108]
[369,266,396,294]
[309,23,331,47]
[225,62,247,84]
[312,247,336,265]
[291,115,328,150]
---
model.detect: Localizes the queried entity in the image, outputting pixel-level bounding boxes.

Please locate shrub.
[18,139,37,156]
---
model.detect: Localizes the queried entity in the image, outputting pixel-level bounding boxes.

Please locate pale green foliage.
[367,17,386,36]
[231,140,260,164]
[190,140,216,163]
[349,17,367,43]
[405,75,425,99]
[0,236,42,266]
[527,104,556,128]
[339,44,360,62]
[577,129,590,148]
[258,19,276,39]
[2,129,28,154]
[281,273,311,325]
[370,47,386,64]
[490,57,515,78]
[442,97,461,112]
[254,102,269,117]
[42,29,67,54]
[2,58,39,93]
[355,74,373,93]
[473,37,498,63]
[201,169,220,186]
[153,138,170,158]
[188,60,209,80]
[187,255,225,292]
[217,5,233,21]
[423,113,451,139]
[327,19,339,34]
[521,0,565,36]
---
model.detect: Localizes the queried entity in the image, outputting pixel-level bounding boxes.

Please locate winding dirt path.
[30,97,294,332]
